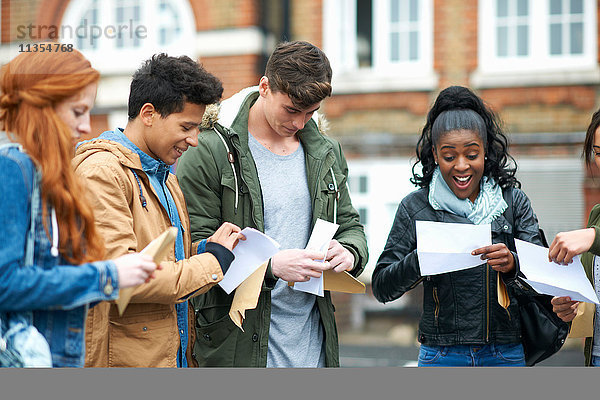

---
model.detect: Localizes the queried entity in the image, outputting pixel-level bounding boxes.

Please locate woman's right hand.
[113,253,159,288]
[548,228,595,264]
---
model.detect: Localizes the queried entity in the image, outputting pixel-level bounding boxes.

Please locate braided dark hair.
[411,85,519,189]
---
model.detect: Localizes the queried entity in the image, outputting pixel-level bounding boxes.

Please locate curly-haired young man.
[73,54,242,367]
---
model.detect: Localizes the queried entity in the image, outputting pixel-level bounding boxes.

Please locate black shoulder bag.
[502,188,569,366]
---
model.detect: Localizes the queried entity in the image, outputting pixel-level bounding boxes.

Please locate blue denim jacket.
[0,135,120,367]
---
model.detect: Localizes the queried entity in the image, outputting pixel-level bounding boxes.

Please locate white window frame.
[346,158,419,283]
[473,0,599,87]
[61,0,196,74]
[323,0,437,94]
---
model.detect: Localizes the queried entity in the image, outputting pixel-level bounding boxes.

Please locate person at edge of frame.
[549,108,600,367]
[0,46,158,368]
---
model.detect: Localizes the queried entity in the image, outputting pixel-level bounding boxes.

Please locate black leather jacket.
[372,187,543,346]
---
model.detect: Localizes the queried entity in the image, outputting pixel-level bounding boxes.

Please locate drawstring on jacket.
[329,167,338,225]
[131,170,148,211]
[213,126,239,213]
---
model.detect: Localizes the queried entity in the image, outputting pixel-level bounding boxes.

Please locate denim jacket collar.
[98,128,170,183]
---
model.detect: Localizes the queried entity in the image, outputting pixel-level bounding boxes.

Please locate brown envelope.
[229,261,268,331]
[323,270,366,294]
[497,273,510,309]
[568,301,595,338]
[288,270,366,294]
[115,227,178,316]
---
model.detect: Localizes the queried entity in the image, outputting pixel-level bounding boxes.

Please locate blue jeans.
[592,355,600,367]
[418,343,526,367]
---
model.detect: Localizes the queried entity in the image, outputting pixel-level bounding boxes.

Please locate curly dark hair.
[128,53,223,120]
[411,85,520,189]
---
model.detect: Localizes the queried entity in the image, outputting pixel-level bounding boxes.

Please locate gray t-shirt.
[248,132,325,368]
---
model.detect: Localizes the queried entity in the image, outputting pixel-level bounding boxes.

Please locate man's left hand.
[326,239,355,273]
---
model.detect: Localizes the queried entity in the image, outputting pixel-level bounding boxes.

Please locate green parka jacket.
[579,204,600,366]
[176,87,368,367]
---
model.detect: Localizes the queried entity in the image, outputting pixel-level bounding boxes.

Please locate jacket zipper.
[433,286,440,329]
[409,277,425,290]
[486,267,490,342]
[228,130,262,230]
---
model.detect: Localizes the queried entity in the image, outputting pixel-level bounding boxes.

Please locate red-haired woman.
[0,47,158,367]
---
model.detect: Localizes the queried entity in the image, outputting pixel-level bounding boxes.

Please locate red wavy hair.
[0,47,104,263]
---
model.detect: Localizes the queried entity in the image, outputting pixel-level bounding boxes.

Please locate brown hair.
[265,41,332,109]
[0,46,104,263]
[583,108,600,167]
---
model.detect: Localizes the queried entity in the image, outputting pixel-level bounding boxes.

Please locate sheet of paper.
[416,221,491,276]
[293,219,339,296]
[515,239,599,304]
[218,227,280,294]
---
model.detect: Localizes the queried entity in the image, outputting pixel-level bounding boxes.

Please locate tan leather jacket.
[73,138,223,367]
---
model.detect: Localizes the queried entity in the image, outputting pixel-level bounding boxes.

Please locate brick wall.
[434,0,478,88]
[200,54,262,99]
[193,0,259,31]
[291,0,323,46]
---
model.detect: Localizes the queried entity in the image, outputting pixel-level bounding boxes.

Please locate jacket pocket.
[108,311,176,367]
[220,174,244,223]
[320,172,344,222]
[193,306,238,367]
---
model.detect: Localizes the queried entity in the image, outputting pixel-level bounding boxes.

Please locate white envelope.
[515,239,599,304]
[416,220,491,276]
[293,219,340,296]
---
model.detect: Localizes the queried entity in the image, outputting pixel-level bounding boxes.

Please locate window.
[346,158,419,283]
[323,0,436,93]
[474,0,598,87]
[357,207,368,225]
[62,0,195,73]
[349,175,369,194]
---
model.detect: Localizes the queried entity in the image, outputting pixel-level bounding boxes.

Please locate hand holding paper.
[115,227,178,316]
[293,219,340,296]
[416,221,491,276]
[220,228,280,331]
[550,296,580,322]
[515,239,600,304]
[471,242,515,274]
[290,219,366,296]
[218,227,280,294]
[326,239,355,273]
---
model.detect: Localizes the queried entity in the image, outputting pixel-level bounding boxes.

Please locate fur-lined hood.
[200,86,330,135]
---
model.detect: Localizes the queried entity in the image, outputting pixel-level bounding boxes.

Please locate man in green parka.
[176,40,368,367]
